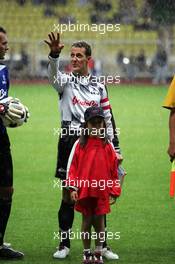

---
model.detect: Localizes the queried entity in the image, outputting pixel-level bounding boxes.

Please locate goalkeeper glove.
[24,105,30,122]
[7,100,24,119]
[0,97,24,121]
[0,98,14,122]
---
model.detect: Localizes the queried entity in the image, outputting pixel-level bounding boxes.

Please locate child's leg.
[93,215,105,263]
[102,214,107,248]
[81,214,92,250]
[93,215,105,251]
[81,214,93,263]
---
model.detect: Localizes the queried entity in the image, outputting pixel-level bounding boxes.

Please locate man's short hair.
[0,27,6,34]
[71,41,91,57]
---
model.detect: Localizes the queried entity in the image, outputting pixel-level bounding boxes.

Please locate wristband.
[49,52,60,58]
[0,104,7,115]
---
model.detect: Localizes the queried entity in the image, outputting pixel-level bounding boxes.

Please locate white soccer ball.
[2,100,28,128]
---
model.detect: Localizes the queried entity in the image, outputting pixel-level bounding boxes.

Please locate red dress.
[67,137,121,215]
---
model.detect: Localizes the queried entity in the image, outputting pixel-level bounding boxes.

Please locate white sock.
[95,246,102,252]
[83,249,91,253]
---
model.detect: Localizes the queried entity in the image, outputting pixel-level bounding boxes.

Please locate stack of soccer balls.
[0,97,30,128]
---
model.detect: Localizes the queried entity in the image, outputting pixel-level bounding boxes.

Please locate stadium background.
[1,1,175,264]
[1,0,175,82]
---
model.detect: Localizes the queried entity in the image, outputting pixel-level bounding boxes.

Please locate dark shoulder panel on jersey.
[104,85,120,151]
[0,63,9,100]
[0,63,9,133]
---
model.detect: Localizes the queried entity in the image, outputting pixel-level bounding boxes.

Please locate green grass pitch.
[3,83,175,264]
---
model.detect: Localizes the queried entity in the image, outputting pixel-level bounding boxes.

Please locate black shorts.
[55,132,79,180]
[0,130,13,187]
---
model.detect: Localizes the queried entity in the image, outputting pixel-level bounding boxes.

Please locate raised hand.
[44,32,64,57]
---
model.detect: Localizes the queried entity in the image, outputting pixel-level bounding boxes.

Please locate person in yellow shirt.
[163,76,175,160]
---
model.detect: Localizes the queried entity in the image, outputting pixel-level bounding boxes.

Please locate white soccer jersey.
[48,56,114,140]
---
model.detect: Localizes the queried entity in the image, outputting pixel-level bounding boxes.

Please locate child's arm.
[109,146,121,198]
[109,142,126,187]
[109,195,117,205]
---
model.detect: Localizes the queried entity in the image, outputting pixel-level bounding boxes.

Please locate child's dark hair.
[79,119,109,147]
[0,27,6,34]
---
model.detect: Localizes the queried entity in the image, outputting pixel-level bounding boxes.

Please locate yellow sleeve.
[163,76,175,109]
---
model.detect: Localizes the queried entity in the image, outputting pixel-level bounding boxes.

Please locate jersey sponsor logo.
[0,89,7,99]
[72,96,98,107]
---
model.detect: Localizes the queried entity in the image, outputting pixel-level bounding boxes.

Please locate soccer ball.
[1,100,28,128]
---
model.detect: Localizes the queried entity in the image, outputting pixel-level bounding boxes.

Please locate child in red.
[67,106,121,264]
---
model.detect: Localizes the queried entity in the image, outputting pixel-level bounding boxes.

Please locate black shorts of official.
[0,130,13,187]
[55,131,79,180]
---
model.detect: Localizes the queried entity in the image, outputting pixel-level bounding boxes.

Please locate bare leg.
[93,215,105,263]
[81,214,92,250]
[93,215,105,249]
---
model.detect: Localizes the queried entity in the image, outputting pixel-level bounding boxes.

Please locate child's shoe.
[102,246,119,259]
[82,251,93,264]
[94,251,104,264]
